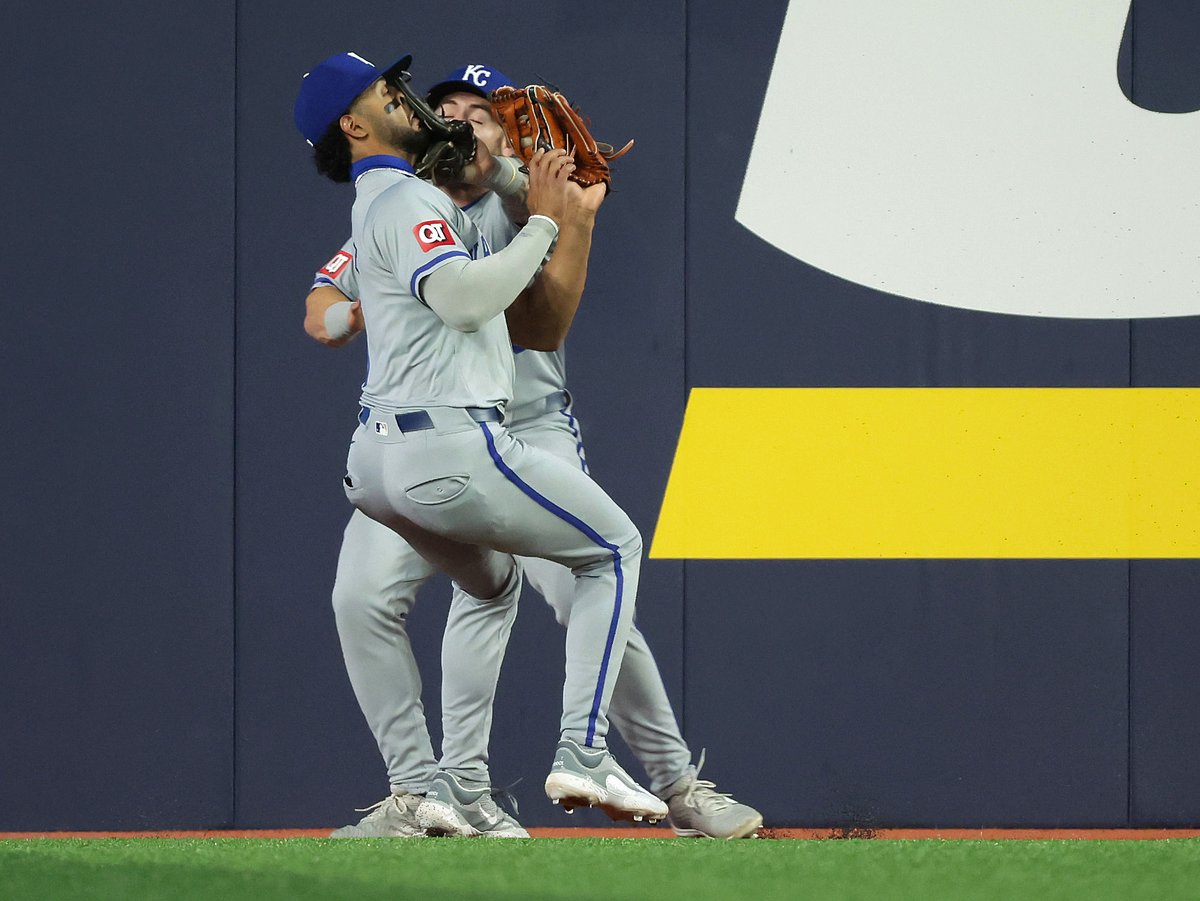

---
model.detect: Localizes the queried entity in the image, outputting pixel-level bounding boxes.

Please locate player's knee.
[487,559,523,605]
[545,592,571,627]
[459,557,522,606]
[331,576,415,628]
[332,584,382,630]
[330,578,357,619]
[615,523,643,561]
[574,525,641,580]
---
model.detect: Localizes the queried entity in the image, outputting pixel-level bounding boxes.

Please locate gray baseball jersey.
[352,159,512,410]
[315,189,568,416]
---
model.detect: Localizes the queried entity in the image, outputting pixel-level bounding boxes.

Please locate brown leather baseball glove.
[490,85,633,190]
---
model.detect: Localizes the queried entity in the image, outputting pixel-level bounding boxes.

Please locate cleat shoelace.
[354,794,419,819]
[678,751,738,814]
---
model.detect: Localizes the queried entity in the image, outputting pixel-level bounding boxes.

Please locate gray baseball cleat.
[416,772,529,838]
[660,752,763,839]
[544,738,669,823]
[329,792,427,838]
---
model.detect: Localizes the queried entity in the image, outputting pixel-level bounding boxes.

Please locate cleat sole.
[415,800,481,838]
[545,773,668,821]
[671,813,765,840]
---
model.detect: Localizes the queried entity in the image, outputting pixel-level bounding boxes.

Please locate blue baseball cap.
[294,50,413,145]
[425,64,515,107]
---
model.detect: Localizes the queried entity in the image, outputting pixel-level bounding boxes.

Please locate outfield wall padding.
[1,0,1197,829]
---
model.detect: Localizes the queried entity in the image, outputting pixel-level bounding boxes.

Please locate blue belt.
[358,405,503,431]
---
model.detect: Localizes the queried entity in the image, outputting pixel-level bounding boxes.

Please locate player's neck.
[351,137,414,168]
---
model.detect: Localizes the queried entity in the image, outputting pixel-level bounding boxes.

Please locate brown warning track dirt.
[2,827,1199,840]
[757,828,1200,841]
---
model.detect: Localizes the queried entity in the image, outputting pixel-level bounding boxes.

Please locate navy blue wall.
[2,0,1196,830]
[1125,0,1200,827]
[1,0,235,828]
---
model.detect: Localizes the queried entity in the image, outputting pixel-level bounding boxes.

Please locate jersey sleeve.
[311,238,358,299]
[368,185,477,303]
[464,191,521,251]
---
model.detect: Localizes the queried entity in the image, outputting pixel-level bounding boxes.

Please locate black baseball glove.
[382,65,477,183]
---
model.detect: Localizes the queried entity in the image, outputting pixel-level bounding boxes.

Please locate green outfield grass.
[2,837,1199,901]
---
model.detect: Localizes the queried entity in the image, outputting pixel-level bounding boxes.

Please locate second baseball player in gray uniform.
[299,56,761,840]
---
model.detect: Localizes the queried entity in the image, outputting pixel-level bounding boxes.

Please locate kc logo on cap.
[426,64,515,105]
[460,64,493,87]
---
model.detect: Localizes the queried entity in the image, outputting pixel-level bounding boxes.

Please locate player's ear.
[339,112,366,140]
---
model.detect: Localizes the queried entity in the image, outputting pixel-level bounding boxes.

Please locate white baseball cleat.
[660,752,763,839]
[544,739,669,823]
[416,772,529,838]
[329,792,426,838]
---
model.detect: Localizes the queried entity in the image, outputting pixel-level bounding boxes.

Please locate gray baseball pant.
[343,406,649,783]
[333,411,691,793]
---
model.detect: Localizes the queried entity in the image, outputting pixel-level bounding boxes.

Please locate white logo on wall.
[737,0,1200,318]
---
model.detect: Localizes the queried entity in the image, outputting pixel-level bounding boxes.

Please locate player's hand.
[348,300,364,333]
[563,180,606,224]
[526,148,575,227]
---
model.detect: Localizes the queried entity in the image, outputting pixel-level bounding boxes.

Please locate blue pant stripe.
[479,423,621,747]
[558,408,590,474]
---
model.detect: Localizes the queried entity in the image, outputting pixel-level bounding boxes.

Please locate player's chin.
[397,127,435,157]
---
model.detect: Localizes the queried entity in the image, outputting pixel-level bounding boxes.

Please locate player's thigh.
[399,522,516,602]
[334,509,436,605]
[344,427,515,601]
[364,422,636,570]
[478,426,640,570]
[347,420,636,579]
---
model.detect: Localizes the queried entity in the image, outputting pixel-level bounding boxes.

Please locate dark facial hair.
[395,122,435,158]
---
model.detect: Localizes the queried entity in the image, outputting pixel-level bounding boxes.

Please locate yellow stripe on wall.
[650,388,1200,559]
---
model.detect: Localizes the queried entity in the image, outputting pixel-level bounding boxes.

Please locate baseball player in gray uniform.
[298,54,761,840]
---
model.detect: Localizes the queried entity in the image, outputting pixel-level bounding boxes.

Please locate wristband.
[323,300,356,341]
[484,156,527,198]
[526,214,561,238]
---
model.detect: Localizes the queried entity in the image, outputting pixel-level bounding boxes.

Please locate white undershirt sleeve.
[420,215,559,332]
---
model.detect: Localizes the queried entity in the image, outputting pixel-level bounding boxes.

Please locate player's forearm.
[542,214,595,311]
[506,217,595,349]
[422,215,559,332]
[485,157,530,226]
[304,285,363,347]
